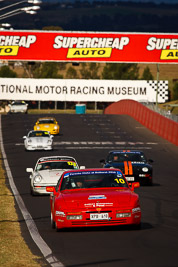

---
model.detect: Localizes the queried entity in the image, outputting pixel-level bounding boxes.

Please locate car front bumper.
[55,208,141,229]
[26,145,52,151]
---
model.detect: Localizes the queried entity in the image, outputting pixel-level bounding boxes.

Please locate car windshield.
[29,131,50,137]
[36,160,78,171]
[38,119,55,124]
[61,170,128,190]
[108,152,146,163]
[12,102,26,106]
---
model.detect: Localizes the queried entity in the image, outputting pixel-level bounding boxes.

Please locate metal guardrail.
[141,103,178,123]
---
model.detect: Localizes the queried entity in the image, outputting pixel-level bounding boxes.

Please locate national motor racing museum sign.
[0,30,178,63]
[0,78,169,103]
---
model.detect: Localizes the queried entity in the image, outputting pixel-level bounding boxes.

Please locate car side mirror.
[130,182,140,191]
[46,186,56,194]
[23,136,27,139]
[26,168,33,173]
[80,166,85,169]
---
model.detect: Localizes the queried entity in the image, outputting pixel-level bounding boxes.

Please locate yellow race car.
[34,117,60,135]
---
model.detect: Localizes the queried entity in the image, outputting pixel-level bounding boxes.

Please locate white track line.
[0,115,64,267]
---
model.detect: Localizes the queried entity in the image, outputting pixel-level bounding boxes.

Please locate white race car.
[26,156,85,195]
[23,130,53,151]
[8,101,28,113]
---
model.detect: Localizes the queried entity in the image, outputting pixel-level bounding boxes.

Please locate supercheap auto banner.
[0,78,169,103]
[1,30,178,63]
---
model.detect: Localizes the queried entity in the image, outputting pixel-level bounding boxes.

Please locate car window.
[109,153,146,162]
[36,161,78,171]
[38,119,55,124]
[61,171,128,190]
[29,131,50,137]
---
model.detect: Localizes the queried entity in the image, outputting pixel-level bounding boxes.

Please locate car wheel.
[132,223,141,230]
[51,212,56,229]
[147,180,153,186]
[31,188,36,196]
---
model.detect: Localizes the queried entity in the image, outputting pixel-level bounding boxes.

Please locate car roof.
[62,168,123,174]
[29,130,49,133]
[109,150,143,154]
[37,156,77,162]
[38,117,56,120]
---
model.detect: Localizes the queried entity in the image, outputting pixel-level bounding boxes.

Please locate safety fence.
[104,100,178,146]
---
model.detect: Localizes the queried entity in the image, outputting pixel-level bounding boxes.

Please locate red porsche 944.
[47,168,141,231]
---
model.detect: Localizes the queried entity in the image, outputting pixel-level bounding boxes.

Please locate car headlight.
[67,215,83,220]
[132,207,141,213]
[34,175,42,183]
[36,126,40,130]
[54,125,58,130]
[116,210,131,218]
[47,139,52,143]
[142,167,149,172]
[27,139,32,143]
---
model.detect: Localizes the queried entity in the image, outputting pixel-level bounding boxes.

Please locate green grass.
[0,152,46,267]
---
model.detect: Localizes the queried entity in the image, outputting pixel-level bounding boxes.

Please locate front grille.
[71,219,127,226]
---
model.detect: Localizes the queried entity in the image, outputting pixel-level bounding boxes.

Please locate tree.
[102,63,139,80]
[172,82,178,100]
[80,63,100,79]
[0,65,17,77]
[141,66,154,80]
[66,66,78,79]
[33,62,63,78]
[42,26,63,31]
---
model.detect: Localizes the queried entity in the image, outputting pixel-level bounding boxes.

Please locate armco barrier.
[104,100,178,146]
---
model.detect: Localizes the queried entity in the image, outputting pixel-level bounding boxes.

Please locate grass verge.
[27,109,103,114]
[0,152,44,267]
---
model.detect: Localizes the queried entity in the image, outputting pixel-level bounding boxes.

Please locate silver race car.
[23,130,53,151]
[26,156,85,195]
[8,101,28,113]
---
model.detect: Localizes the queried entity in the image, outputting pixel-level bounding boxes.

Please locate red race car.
[47,168,141,231]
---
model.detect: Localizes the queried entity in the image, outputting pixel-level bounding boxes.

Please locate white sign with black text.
[0,78,169,103]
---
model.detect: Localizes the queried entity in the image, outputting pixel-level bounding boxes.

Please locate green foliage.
[0,66,17,78]
[141,66,154,80]
[42,26,63,31]
[102,63,139,80]
[80,63,100,79]
[33,62,63,78]
[66,66,78,79]
[172,82,178,100]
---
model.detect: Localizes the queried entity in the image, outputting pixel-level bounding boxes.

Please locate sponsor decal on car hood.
[62,189,132,208]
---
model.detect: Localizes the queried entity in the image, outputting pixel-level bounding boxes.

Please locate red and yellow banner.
[1,30,178,63]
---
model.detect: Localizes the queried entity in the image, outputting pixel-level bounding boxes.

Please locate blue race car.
[100,150,153,185]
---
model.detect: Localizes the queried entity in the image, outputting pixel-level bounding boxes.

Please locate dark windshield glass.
[61,171,128,190]
[36,161,77,171]
[38,120,55,124]
[12,102,26,106]
[108,152,146,163]
[29,131,50,137]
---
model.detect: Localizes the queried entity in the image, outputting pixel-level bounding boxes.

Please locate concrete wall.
[104,100,178,146]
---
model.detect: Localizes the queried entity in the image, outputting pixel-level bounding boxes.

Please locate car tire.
[147,180,153,186]
[31,188,37,196]
[132,223,141,230]
[51,213,56,229]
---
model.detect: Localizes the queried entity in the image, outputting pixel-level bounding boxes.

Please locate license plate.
[126,177,135,181]
[90,213,109,220]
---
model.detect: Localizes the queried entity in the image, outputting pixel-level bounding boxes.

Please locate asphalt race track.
[1,113,178,267]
